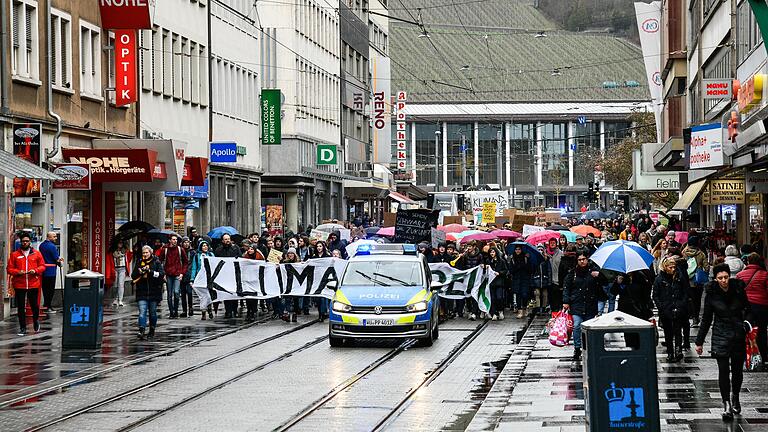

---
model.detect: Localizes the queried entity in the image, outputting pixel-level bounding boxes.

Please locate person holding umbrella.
[562,252,605,361]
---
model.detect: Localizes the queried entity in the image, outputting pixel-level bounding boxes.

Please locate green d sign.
[261,89,281,145]
[317,144,337,165]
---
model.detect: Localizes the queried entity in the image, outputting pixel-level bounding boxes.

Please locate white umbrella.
[316,223,345,232]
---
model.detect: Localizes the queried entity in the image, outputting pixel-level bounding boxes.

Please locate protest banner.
[522,224,545,238]
[393,209,439,244]
[192,257,495,312]
[309,229,329,242]
[431,227,446,249]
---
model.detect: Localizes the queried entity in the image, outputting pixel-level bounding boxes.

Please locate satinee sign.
[690,123,725,169]
[98,0,153,30]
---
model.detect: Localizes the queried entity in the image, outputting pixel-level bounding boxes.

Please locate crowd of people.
[8,212,768,420]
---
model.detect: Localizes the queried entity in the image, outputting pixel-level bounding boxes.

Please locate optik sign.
[210,142,237,163]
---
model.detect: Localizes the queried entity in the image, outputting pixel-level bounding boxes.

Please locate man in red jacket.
[7,232,47,335]
[157,234,187,318]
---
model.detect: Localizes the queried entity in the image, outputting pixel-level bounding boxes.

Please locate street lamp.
[434,130,441,192]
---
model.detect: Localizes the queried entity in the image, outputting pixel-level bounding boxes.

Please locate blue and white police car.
[328,244,441,347]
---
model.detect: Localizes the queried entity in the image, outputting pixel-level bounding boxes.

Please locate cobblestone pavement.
[468,315,768,432]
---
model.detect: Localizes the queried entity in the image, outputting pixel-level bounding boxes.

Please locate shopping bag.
[548,310,570,347]
[745,321,763,371]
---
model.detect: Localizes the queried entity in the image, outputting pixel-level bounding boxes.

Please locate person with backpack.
[157,234,188,319]
[683,236,709,325]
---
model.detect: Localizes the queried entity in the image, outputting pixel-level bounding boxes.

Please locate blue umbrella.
[580,210,608,220]
[590,240,654,273]
[208,226,239,239]
[505,241,545,267]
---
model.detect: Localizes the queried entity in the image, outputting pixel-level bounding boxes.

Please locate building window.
[737,1,763,64]
[541,123,567,186]
[689,0,701,48]
[510,123,536,188]
[11,0,39,81]
[50,9,72,90]
[573,122,600,186]
[477,124,504,186]
[689,79,701,123]
[446,123,473,187]
[80,21,102,98]
[107,32,115,103]
[604,122,631,149]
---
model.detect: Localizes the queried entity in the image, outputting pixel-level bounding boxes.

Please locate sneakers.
[721,401,734,420]
[113,300,118,307]
[491,315,498,321]
[498,311,505,320]
[33,321,40,333]
[572,348,582,361]
[179,312,188,318]
[17,328,26,337]
[148,327,156,339]
[469,313,477,321]
[516,310,524,319]
[138,327,146,340]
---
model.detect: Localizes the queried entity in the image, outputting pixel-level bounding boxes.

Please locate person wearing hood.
[417,242,433,261]
[328,231,348,259]
[179,236,194,318]
[683,235,709,326]
[724,245,745,277]
[188,240,216,320]
[612,270,654,320]
[430,243,452,264]
[696,264,751,419]
[563,252,605,361]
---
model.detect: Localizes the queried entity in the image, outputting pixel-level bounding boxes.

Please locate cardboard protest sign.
[431,228,446,249]
[267,249,283,263]
[481,202,497,224]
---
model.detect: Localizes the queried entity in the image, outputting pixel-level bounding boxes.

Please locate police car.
[328,243,440,347]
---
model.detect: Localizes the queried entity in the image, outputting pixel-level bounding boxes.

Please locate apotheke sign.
[689,123,725,169]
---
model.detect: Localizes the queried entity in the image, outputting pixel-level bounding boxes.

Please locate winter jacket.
[533,258,551,289]
[7,247,47,290]
[723,247,745,276]
[682,246,709,274]
[187,241,215,282]
[429,252,453,264]
[558,252,578,286]
[736,264,768,306]
[214,243,242,258]
[614,272,654,320]
[328,230,348,259]
[696,279,750,357]
[508,253,532,290]
[562,266,604,317]
[652,270,689,320]
[158,244,188,277]
[487,256,508,288]
[453,250,485,270]
[548,248,563,285]
[39,239,60,277]
[131,255,165,302]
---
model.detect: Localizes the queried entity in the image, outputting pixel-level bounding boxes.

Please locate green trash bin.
[62,269,105,350]
[582,310,660,432]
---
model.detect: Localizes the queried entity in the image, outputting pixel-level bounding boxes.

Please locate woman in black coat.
[562,252,605,361]
[695,263,751,419]
[508,244,532,318]
[653,256,689,362]
[487,247,508,320]
[612,270,654,320]
[131,245,165,340]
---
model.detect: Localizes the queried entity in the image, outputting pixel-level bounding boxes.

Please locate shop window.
[67,191,90,272]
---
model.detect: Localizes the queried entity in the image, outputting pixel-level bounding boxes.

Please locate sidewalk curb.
[465,314,549,432]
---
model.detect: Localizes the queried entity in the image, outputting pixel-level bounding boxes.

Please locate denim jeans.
[166,276,181,314]
[572,314,593,349]
[317,297,329,316]
[597,286,616,316]
[137,300,158,329]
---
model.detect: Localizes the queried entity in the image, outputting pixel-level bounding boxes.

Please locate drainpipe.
[45,0,61,159]
[0,0,10,114]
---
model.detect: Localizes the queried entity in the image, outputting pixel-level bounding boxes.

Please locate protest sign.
[267,249,283,263]
[522,224,545,238]
[383,212,397,227]
[443,215,463,225]
[481,202,497,224]
[393,209,439,244]
[431,228,446,249]
[309,229,329,242]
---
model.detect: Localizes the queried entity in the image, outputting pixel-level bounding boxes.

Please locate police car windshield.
[342,261,423,287]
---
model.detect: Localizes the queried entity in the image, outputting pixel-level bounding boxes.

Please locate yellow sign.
[708,179,745,205]
[738,74,764,113]
[749,193,763,205]
[481,202,497,224]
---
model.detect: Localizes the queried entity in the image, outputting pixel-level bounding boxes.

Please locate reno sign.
[98,0,153,30]
[641,18,659,33]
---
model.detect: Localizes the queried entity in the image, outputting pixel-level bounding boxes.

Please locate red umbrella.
[524,230,561,246]
[376,227,395,237]
[493,229,521,240]
[675,231,688,245]
[439,223,468,234]
[460,232,498,244]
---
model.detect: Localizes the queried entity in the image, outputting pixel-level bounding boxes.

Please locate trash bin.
[582,310,660,432]
[62,269,105,349]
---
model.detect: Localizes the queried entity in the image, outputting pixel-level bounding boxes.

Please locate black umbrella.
[580,210,608,220]
[118,220,155,233]
[147,229,178,242]
[548,224,569,231]
[365,226,381,236]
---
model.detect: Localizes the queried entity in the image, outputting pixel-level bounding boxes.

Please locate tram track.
[272,321,490,432]
[24,318,320,432]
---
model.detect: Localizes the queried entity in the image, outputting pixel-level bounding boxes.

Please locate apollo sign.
[98,0,153,30]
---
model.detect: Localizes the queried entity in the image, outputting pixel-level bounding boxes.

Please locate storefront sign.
[166,179,209,199]
[52,164,91,190]
[749,193,763,205]
[114,30,137,106]
[690,123,725,169]
[708,179,745,205]
[396,91,407,170]
[173,209,185,236]
[92,184,104,274]
[63,148,158,183]
[261,89,281,145]
[703,79,733,99]
[317,144,337,165]
[181,157,208,186]
[209,142,237,163]
[371,53,391,164]
[12,123,42,198]
[98,0,153,29]
[746,171,768,193]
[152,162,167,179]
[737,73,764,113]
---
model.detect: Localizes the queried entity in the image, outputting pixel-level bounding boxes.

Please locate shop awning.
[388,191,416,204]
[671,180,707,211]
[0,149,61,180]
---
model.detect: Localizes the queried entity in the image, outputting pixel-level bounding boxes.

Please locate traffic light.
[593,184,600,203]
[587,182,595,203]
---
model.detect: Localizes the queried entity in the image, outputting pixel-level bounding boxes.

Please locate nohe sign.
[115,30,137,106]
[99,0,153,30]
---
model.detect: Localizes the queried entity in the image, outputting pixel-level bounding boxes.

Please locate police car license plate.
[365,319,394,326]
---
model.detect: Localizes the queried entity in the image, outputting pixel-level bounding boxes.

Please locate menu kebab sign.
[98,0,153,107]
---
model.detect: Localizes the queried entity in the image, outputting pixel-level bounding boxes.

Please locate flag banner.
[192,257,494,312]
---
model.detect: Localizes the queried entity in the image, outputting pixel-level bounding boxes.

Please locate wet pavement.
[467,315,768,432]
